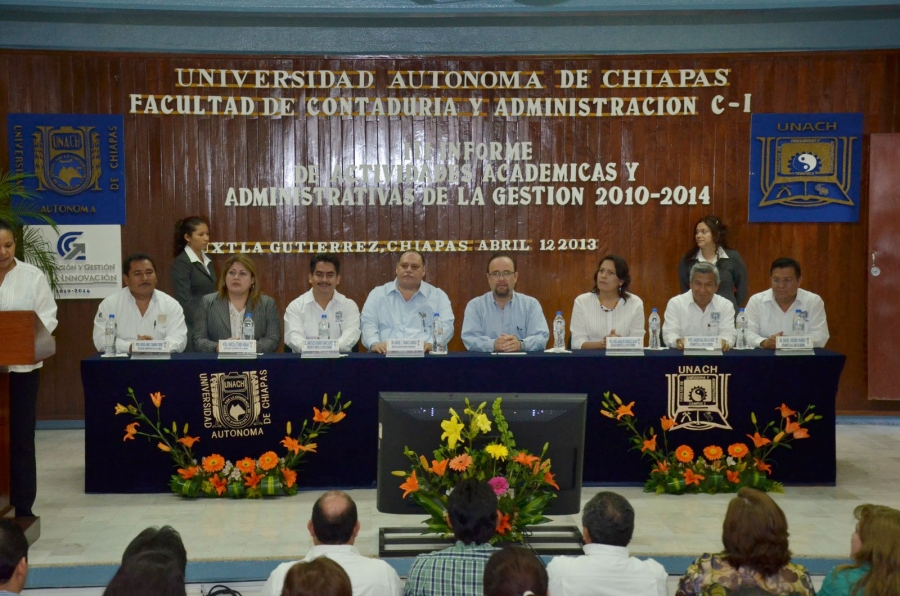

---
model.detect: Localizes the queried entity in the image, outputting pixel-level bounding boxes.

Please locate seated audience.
[663,261,735,350]
[547,491,667,596]
[405,479,499,596]
[121,525,188,576]
[745,257,829,349]
[819,503,900,596]
[676,488,815,596]
[93,253,187,353]
[104,551,185,596]
[571,255,645,349]
[280,557,352,596]
[484,546,548,596]
[0,519,29,595]
[261,490,403,596]
[193,254,281,353]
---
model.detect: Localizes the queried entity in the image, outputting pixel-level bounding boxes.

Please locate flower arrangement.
[600,392,822,494]
[116,388,349,498]
[394,398,559,544]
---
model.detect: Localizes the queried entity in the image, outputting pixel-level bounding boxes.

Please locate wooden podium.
[0,311,56,543]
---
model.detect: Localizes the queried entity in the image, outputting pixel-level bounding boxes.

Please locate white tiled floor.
[22,423,900,593]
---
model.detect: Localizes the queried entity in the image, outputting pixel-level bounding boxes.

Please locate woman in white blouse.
[570,254,645,349]
[0,220,58,517]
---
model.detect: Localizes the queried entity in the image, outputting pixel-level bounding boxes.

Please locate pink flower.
[488,476,509,496]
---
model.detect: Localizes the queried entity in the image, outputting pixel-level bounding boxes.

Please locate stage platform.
[23,419,900,594]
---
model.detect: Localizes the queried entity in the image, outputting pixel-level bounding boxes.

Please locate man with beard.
[284,253,361,352]
[461,252,548,352]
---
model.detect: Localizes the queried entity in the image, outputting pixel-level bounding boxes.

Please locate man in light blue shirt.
[361,251,454,353]
[461,252,549,352]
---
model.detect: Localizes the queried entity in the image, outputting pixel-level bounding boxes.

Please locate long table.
[82,350,844,493]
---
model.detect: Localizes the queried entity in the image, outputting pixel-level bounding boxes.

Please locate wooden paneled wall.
[1,50,899,419]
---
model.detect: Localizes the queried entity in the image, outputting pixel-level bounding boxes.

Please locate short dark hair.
[121,526,187,575]
[582,491,635,547]
[0,519,28,584]
[123,253,157,277]
[0,219,17,235]
[310,253,341,275]
[447,479,497,545]
[770,257,801,278]
[104,551,186,596]
[486,252,517,273]
[722,488,791,577]
[281,557,351,596]
[398,250,426,267]
[483,546,548,596]
[173,216,209,256]
[311,491,358,545]
[591,254,632,302]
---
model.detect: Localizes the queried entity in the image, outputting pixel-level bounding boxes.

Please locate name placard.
[301,339,340,358]
[606,336,645,356]
[386,338,425,358]
[684,336,721,350]
[218,339,258,359]
[776,336,814,354]
[131,340,171,360]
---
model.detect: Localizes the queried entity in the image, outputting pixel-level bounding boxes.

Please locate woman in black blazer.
[677,215,748,310]
[193,254,281,353]
[171,216,217,349]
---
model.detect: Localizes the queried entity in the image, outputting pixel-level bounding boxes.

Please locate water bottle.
[648,308,661,350]
[792,309,806,335]
[432,312,447,354]
[104,314,117,355]
[735,308,748,349]
[242,313,255,340]
[553,311,565,350]
[318,314,330,339]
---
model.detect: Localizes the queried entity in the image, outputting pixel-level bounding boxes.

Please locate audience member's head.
[722,487,791,577]
[846,503,900,595]
[309,490,359,545]
[582,491,635,547]
[280,557,351,596]
[447,479,498,545]
[121,525,187,575]
[483,546,548,596]
[0,520,28,594]
[104,551,186,596]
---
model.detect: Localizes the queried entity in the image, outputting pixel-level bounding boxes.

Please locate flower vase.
[665,477,687,494]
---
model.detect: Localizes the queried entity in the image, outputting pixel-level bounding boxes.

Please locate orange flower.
[652,460,669,474]
[728,443,749,459]
[543,470,560,490]
[178,435,200,449]
[123,422,140,441]
[727,469,741,484]
[785,420,801,434]
[641,435,657,453]
[660,416,676,431]
[683,469,705,486]
[297,443,317,453]
[675,445,694,463]
[776,403,796,419]
[600,410,615,419]
[328,411,346,423]
[512,452,540,467]
[400,470,419,498]
[210,475,227,496]
[313,407,346,424]
[496,511,512,535]
[703,445,724,461]
[236,457,257,474]
[282,467,297,488]
[203,454,225,473]
[281,436,301,454]
[177,466,199,479]
[157,442,171,452]
[792,427,810,439]
[244,470,263,488]
[755,458,773,474]
[615,401,635,420]
[449,453,473,472]
[258,451,279,471]
[150,391,164,408]
[430,459,448,477]
[747,432,771,448]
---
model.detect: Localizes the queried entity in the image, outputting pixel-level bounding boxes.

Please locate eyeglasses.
[488,271,516,279]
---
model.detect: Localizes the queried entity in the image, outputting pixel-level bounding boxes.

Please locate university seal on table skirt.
[201,370,272,438]
[667,367,732,431]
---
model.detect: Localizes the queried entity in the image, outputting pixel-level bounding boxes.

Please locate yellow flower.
[114,403,129,415]
[441,415,464,449]
[473,413,492,434]
[485,444,508,460]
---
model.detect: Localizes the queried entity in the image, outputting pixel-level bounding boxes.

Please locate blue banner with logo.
[7,114,125,224]
[748,113,862,223]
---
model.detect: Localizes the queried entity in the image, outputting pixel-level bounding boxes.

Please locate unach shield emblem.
[32,125,102,195]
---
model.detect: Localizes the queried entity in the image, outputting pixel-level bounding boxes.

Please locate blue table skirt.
[82,349,844,493]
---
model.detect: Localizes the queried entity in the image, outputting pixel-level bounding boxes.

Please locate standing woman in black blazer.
[677,215,748,310]
[171,216,216,350]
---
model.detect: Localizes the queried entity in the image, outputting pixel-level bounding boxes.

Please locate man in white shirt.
[260,491,403,596]
[284,253,361,352]
[547,492,667,596]
[663,261,736,350]
[92,253,187,353]
[745,257,829,349]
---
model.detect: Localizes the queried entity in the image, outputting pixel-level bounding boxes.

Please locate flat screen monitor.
[377,392,587,515]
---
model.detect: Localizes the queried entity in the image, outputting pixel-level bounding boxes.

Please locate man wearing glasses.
[284,253,361,353]
[745,257,829,349]
[461,252,549,352]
